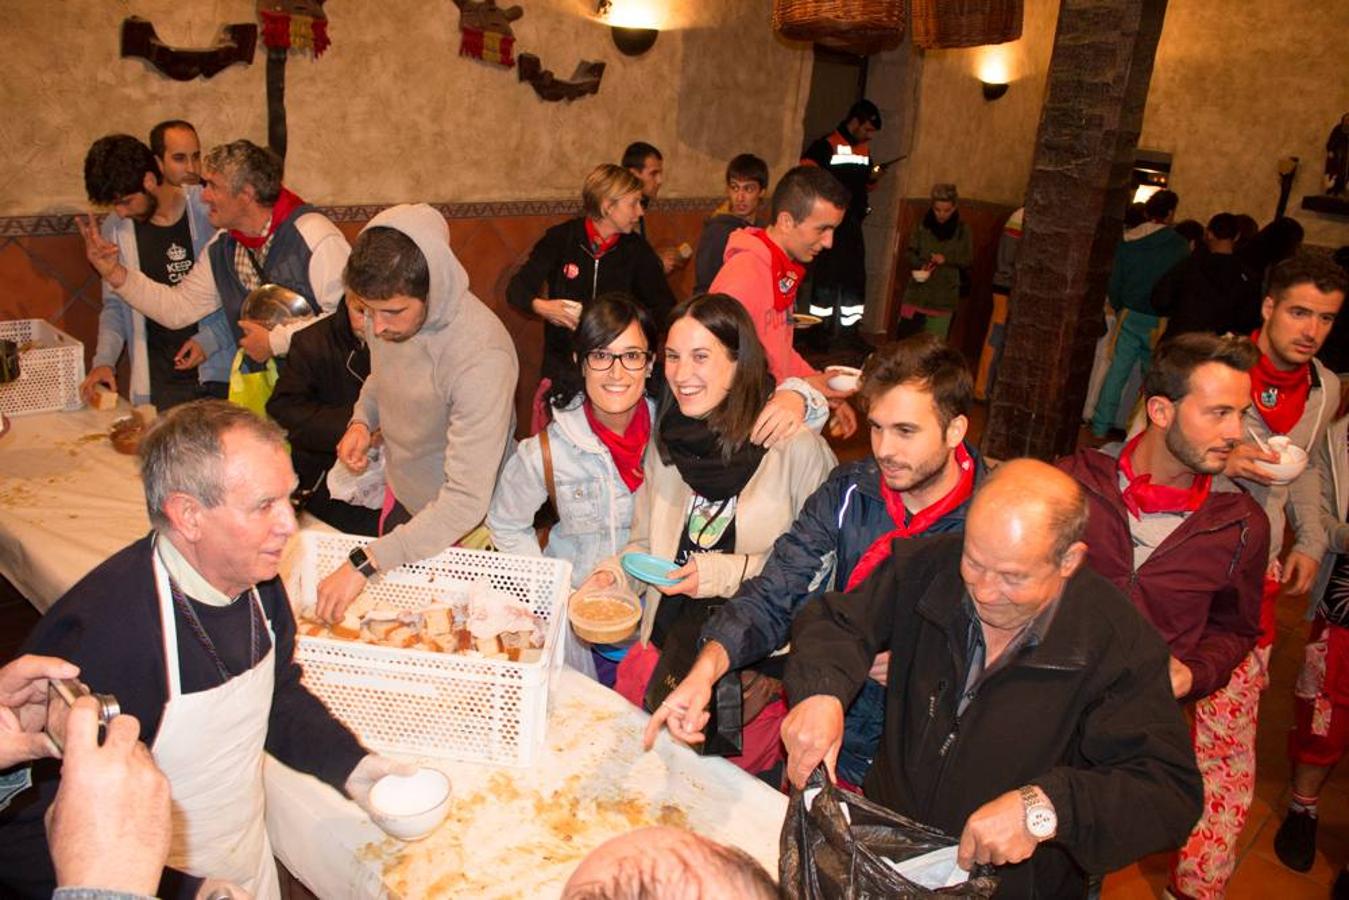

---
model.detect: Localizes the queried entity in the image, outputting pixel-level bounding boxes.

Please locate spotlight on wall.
[596,0,660,57]
[976,47,1011,102]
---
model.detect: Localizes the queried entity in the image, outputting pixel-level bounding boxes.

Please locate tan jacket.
[593,427,837,644]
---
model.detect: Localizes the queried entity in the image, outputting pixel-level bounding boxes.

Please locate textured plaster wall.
[897,0,1060,209]
[895,0,1349,248]
[0,0,813,216]
[1140,1,1349,247]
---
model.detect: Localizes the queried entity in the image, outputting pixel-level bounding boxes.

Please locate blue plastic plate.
[622,552,681,587]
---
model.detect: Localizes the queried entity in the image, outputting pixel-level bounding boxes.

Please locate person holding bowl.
[571,293,836,773]
[898,182,972,340]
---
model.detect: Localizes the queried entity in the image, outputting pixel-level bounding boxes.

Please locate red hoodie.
[709,229,818,382]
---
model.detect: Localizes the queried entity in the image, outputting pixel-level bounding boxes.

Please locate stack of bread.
[300,578,546,662]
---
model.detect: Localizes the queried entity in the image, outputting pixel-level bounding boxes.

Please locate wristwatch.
[349,546,378,578]
[1020,785,1057,840]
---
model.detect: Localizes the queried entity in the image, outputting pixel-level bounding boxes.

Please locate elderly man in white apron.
[1,401,403,899]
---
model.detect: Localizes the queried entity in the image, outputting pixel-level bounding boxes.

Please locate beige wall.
[895,0,1349,248]
[0,0,813,215]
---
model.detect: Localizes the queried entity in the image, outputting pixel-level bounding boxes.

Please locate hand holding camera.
[0,654,79,768]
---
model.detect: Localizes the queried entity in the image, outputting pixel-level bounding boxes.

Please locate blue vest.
[208,203,322,341]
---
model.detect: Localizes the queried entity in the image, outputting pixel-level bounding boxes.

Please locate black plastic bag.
[780,767,999,899]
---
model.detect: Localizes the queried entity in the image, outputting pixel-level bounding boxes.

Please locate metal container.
[240,284,315,329]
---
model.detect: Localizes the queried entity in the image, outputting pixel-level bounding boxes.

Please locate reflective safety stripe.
[830,154,870,166]
[808,305,835,316]
[839,311,864,326]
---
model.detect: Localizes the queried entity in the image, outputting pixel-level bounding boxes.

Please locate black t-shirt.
[135,212,200,407]
[651,494,738,646]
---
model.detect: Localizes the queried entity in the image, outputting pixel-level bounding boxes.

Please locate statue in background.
[1327,113,1349,196]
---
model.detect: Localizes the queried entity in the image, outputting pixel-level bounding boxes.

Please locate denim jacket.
[93,185,234,403]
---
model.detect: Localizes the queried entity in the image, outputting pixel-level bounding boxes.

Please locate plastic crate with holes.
[287,531,572,767]
[0,320,85,416]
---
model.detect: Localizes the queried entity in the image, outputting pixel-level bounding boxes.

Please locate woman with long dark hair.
[575,293,836,772]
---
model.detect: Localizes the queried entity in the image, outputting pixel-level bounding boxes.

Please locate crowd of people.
[2,105,1349,900]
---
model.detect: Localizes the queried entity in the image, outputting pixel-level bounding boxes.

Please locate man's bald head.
[961,460,1089,632]
[968,459,1089,564]
[563,826,776,899]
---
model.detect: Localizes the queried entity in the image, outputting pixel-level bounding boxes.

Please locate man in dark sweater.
[266,295,380,535]
[781,460,1202,898]
[0,401,403,899]
[693,154,768,294]
[1153,213,1261,340]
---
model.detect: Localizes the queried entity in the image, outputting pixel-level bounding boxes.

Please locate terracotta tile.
[20,234,96,296]
[0,240,66,322]
[1227,848,1335,897]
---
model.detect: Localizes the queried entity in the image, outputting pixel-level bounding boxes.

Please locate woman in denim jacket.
[489,294,828,683]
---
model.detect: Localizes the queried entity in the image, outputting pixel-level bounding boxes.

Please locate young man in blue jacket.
[644,333,985,783]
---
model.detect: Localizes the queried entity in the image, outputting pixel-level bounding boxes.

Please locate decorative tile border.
[0,196,724,237]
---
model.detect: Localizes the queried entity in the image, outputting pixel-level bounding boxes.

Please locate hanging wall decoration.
[120,16,258,81]
[454,0,524,68]
[518,53,605,102]
[256,0,331,162]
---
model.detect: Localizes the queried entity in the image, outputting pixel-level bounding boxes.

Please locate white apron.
[150,549,280,900]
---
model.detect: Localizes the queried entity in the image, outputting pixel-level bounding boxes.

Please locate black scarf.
[923,208,961,242]
[659,409,766,502]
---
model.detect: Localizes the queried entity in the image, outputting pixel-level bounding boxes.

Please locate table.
[0,408,790,896]
[265,668,788,898]
[0,404,152,610]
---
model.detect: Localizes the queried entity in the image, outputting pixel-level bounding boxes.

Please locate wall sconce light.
[981,81,1009,101]
[976,47,1011,102]
[596,0,659,57]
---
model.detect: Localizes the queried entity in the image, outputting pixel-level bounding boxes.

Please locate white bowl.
[368,768,451,841]
[911,269,932,284]
[1262,437,1309,485]
[825,365,862,393]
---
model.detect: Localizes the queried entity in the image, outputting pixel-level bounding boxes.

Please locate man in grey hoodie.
[315,204,519,618]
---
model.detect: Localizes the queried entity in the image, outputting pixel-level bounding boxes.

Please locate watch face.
[1026,806,1057,839]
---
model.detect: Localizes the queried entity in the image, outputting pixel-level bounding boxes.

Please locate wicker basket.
[772,0,905,55]
[912,0,1023,49]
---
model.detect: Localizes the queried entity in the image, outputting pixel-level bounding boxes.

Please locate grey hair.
[203,140,283,205]
[139,400,286,529]
[1046,482,1090,563]
[931,182,959,203]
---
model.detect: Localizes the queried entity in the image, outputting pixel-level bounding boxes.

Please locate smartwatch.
[349,546,377,578]
[1020,785,1057,840]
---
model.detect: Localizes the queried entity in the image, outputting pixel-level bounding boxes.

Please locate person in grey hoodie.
[315,204,519,620]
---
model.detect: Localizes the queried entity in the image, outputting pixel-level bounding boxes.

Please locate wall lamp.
[977,47,1011,101]
[981,81,1009,101]
[596,0,659,57]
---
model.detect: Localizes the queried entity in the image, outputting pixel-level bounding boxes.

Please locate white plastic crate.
[0,319,85,416]
[287,531,572,767]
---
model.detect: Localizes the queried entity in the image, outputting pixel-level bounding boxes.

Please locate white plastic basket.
[0,320,84,416]
[288,531,572,767]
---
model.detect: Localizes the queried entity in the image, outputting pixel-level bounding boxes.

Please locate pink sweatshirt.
[709,229,818,382]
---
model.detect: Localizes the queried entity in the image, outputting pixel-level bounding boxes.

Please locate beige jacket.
[593,427,837,644]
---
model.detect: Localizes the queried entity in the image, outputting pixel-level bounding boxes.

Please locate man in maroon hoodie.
[1058,332,1269,900]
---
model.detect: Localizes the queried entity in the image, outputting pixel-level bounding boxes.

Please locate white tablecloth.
[1,408,790,896]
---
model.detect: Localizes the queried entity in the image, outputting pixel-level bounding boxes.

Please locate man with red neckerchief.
[644,334,983,784]
[1058,333,1269,899]
[711,165,858,439]
[1168,255,1342,899]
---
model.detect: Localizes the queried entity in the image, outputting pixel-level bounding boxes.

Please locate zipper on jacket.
[592,256,600,300]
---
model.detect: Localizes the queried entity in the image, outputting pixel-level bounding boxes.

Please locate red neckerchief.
[751,229,806,312]
[1248,330,1311,435]
[584,399,650,493]
[230,187,304,251]
[584,218,621,258]
[846,444,975,591]
[1117,431,1212,520]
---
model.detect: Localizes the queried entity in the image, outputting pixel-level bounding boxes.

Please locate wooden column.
[983,0,1169,460]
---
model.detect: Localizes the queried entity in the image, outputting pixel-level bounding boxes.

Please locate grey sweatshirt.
[353,204,519,570]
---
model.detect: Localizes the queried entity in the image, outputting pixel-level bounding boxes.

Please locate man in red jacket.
[1058,332,1270,900]
[710,165,857,437]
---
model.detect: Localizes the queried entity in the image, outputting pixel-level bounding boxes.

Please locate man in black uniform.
[801,100,882,349]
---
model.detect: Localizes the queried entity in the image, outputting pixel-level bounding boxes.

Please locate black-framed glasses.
[585,349,653,372]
